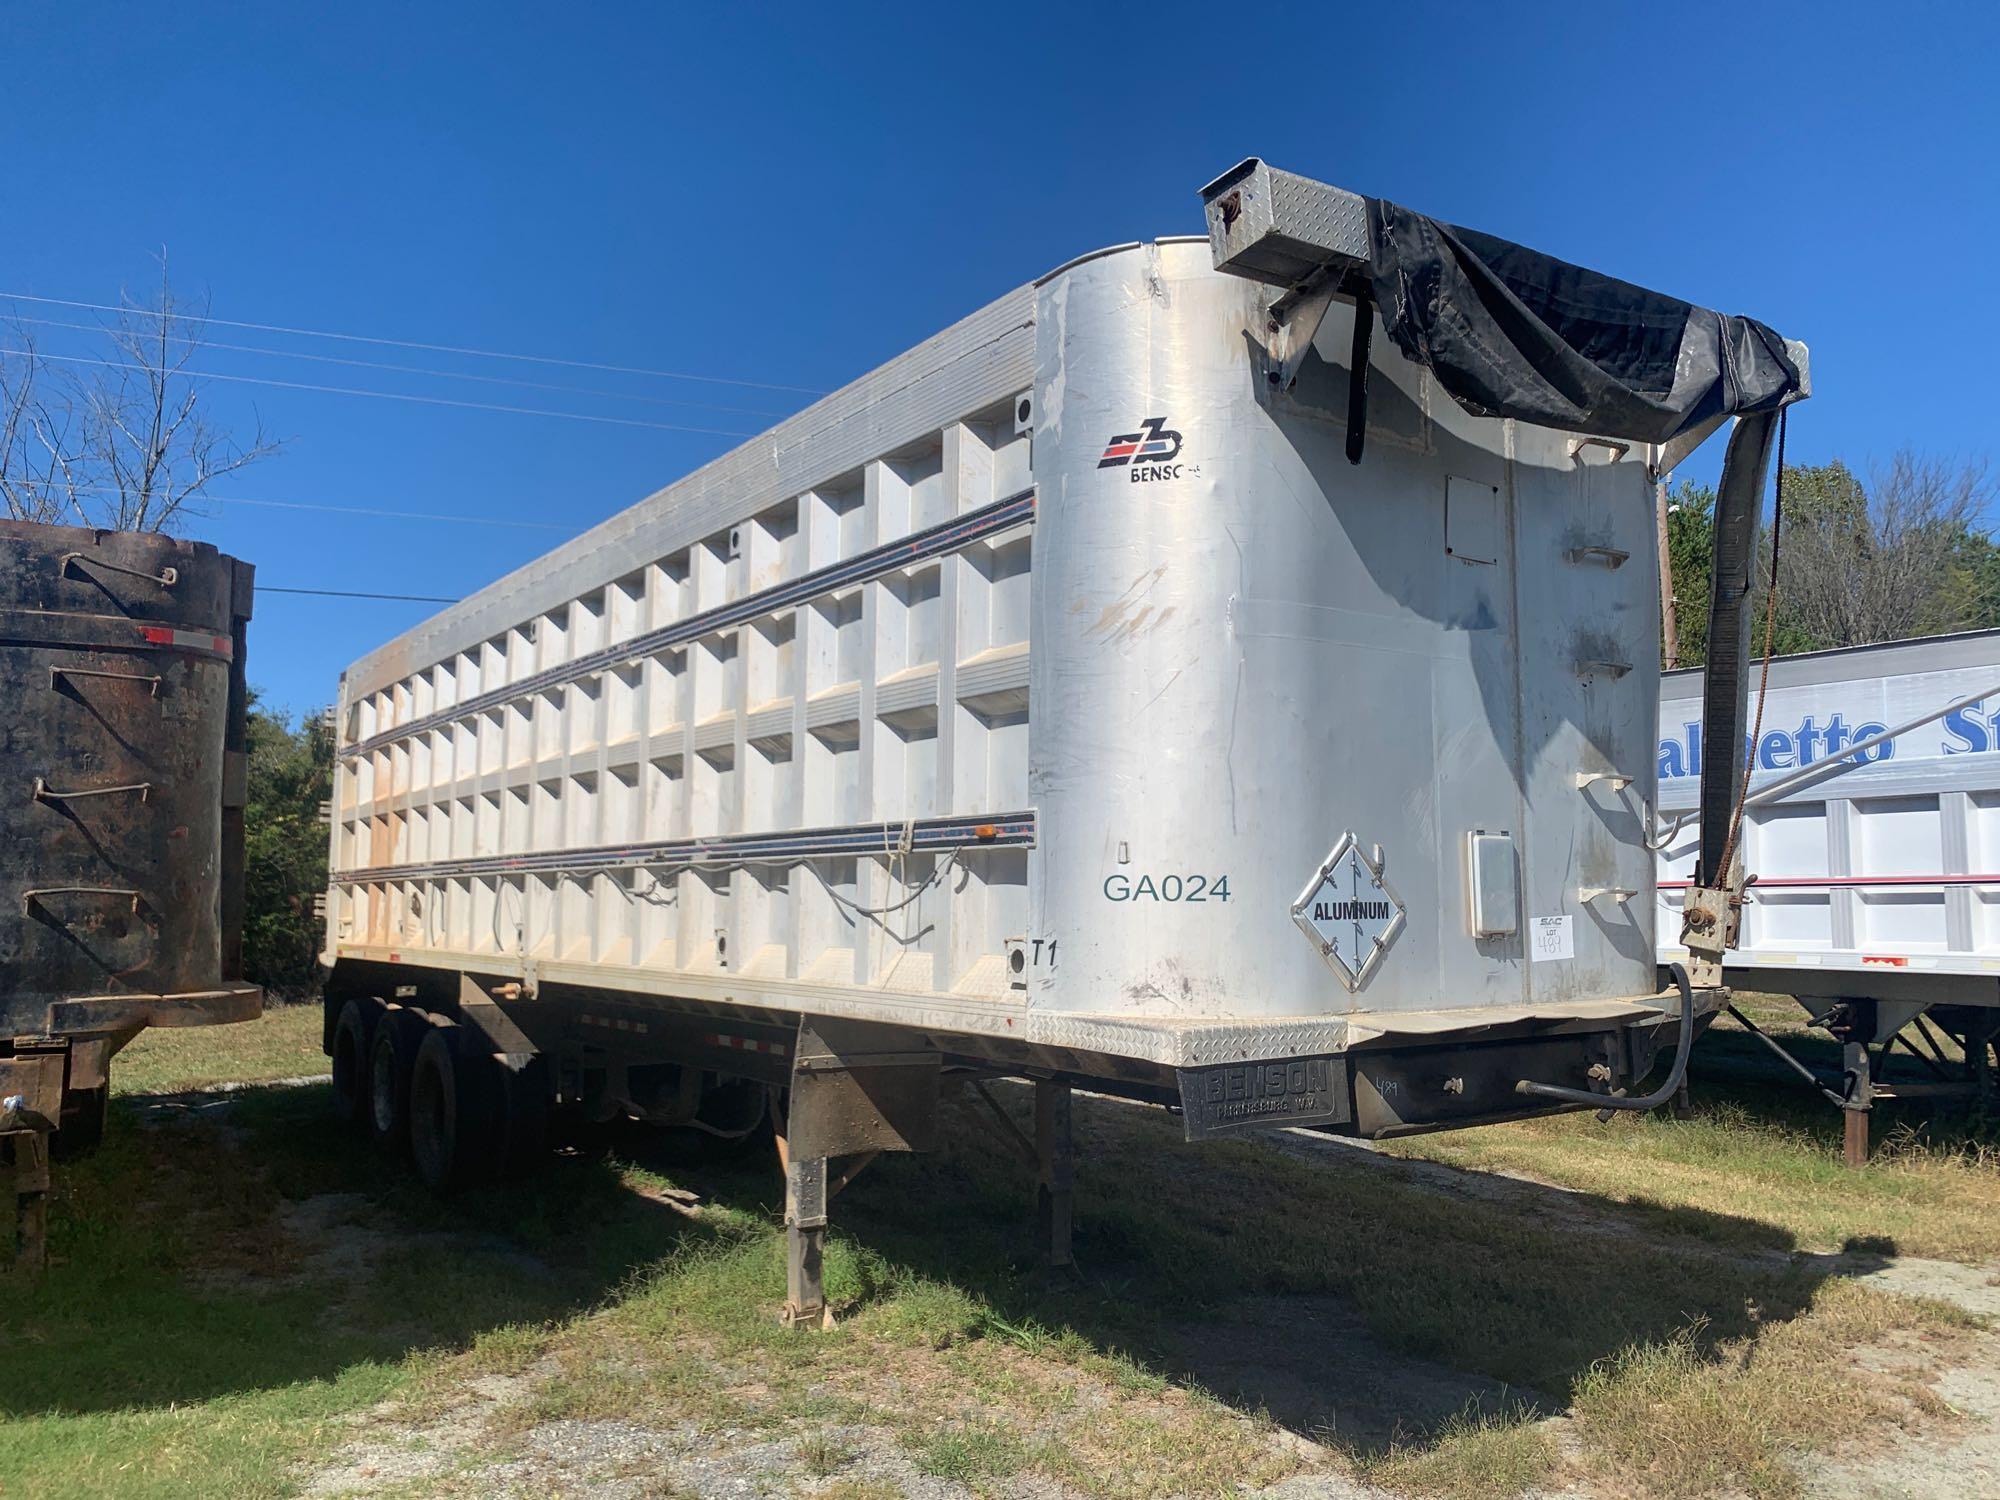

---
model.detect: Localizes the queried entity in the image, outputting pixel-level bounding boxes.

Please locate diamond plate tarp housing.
[1199,157,1371,289]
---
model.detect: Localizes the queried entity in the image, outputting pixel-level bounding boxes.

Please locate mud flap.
[1176,1056,1352,1140]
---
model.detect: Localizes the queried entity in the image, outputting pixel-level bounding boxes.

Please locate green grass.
[2,1014,1991,1500]
[909,1421,1029,1483]
[1361,1403,1559,1500]
[112,1002,327,1096]
[1382,1012,2000,1263]
[1568,1275,1966,1500]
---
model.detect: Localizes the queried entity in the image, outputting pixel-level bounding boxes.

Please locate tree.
[242,698,334,999]
[0,328,89,524]
[1659,453,2000,666]
[0,261,280,530]
[1777,453,1997,649]
[1663,478,1716,668]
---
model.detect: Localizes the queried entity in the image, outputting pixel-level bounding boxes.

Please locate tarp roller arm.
[1695,411,1780,888]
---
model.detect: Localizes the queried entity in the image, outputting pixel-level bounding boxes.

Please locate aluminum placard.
[1293,833,1406,991]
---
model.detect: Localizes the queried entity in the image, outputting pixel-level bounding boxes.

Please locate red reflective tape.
[1861,955,1910,967]
[1662,875,2000,890]
[134,623,234,659]
[705,1032,784,1055]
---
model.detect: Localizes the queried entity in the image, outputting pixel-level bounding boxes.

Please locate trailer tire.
[409,1022,504,1193]
[365,1005,429,1152]
[330,997,385,1128]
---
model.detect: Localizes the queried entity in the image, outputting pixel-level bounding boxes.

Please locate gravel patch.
[1811,1331,2000,1499]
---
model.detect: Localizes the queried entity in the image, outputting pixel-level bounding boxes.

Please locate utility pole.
[1656,474,1679,669]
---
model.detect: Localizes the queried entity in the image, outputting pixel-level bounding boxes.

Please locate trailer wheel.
[330,997,385,1128]
[365,1005,429,1152]
[409,1022,504,1193]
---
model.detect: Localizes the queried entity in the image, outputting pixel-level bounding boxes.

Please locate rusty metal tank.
[1,520,261,1146]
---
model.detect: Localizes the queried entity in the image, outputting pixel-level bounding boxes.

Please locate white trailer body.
[1656,630,2000,1004]
[320,159,1809,1313]
[327,233,1681,1110]
[1654,632,2000,1161]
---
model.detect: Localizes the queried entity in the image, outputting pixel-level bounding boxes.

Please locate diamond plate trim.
[1267,169,1371,260]
[1023,1012,1354,1067]
[1202,160,1373,288]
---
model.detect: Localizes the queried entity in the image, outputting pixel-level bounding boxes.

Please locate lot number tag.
[1531,915,1573,962]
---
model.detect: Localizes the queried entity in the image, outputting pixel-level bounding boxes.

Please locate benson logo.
[1097,416,1186,482]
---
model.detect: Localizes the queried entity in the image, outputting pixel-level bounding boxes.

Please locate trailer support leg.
[1971,1018,1998,1107]
[1842,1039,1873,1170]
[1034,1079,1073,1270]
[781,1151,830,1329]
[774,1018,941,1327]
[5,1129,50,1274]
[1670,1071,1693,1121]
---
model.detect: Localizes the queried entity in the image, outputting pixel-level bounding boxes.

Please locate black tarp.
[1363,198,1802,443]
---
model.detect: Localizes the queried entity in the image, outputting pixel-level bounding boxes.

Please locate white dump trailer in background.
[322,159,1807,1323]
[1656,631,2000,1161]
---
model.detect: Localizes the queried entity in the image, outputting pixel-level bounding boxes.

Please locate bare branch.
[0,325,95,524]
[25,254,286,531]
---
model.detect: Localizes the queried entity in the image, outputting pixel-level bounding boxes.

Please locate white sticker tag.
[1531,915,1573,962]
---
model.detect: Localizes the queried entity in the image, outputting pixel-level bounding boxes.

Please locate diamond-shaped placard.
[1293,833,1405,991]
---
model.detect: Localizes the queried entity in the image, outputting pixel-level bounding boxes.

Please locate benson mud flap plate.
[1178,1056,1352,1138]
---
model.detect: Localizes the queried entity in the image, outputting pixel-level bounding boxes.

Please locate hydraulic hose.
[1514,963,1696,1112]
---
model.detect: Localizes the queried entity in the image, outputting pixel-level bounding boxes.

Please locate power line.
[0,347,761,437]
[43,480,570,530]
[0,290,827,396]
[262,586,461,603]
[5,313,795,420]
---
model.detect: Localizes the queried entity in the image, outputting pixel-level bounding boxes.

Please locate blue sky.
[5,2,1995,715]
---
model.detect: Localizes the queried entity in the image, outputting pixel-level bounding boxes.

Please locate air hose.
[1514,963,1696,1112]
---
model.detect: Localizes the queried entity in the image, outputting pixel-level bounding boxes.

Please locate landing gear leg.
[1842,1036,1873,1170]
[1035,1079,1074,1270]
[779,1144,830,1329]
[5,1129,50,1274]
[774,1019,939,1329]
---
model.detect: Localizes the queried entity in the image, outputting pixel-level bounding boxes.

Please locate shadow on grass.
[1,1075,1890,1462]
[0,1082,757,1421]
[810,1085,1889,1455]
[1690,1020,2000,1161]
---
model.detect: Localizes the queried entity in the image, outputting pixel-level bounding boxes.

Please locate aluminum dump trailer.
[2,520,262,1269]
[1656,631,2000,1159]
[323,158,1806,1322]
